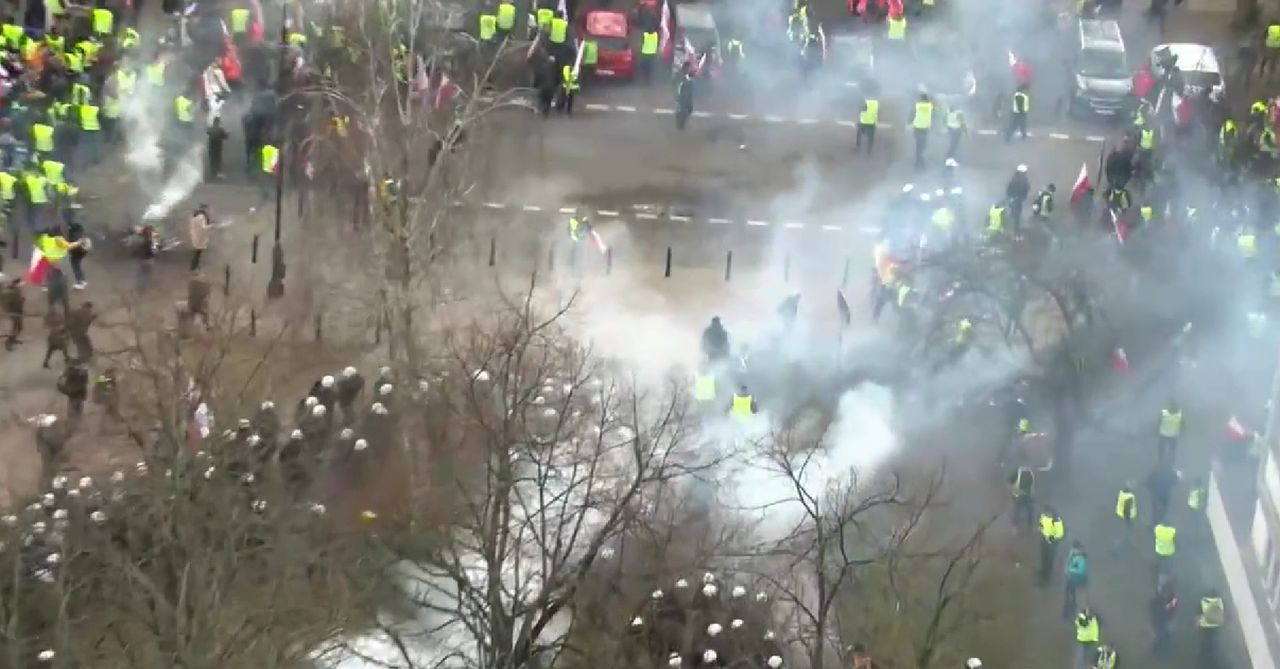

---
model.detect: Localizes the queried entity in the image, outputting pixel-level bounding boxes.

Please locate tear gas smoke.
[118,67,208,222]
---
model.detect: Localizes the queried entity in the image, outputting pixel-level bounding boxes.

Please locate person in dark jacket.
[1006,164,1031,231]
[57,361,89,416]
[206,116,228,181]
[2,278,23,350]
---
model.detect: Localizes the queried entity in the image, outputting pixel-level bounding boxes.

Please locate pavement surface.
[0,0,1267,667]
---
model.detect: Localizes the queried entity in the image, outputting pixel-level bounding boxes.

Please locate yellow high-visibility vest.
[1,24,22,49]
[1075,614,1099,643]
[1268,25,1280,49]
[731,393,754,419]
[64,51,82,74]
[931,207,954,231]
[1140,128,1155,150]
[0,172,16,200]
[946,110,964,129]
[641,31,659,55]
[1013,91,1030,113]
[117,69,137,97]
[860,99,879,125]
[44,33,63,53]
[174,96,194,123]
[1239,233,1258,258]
[1154,524,1176,556]
[693,374,716,402]
[70,83,91,106]
[1188,487,1205,510]
[497,3,516,30]
[230,8,251,34]
[1115,491,1136,519]
[31,124,54,153]
[92,8,113,35]
[887,16,906,40]
[1199,597,1225,628]
[537,8,554,29]
[987,206,1005,234]
[479,14,497,41]
[41,160,65,185]
[583,40,598,65]
[77,39,101,65]
[261,144,279,173]
[24,174,48,204]
[119,27,139,49]
[79,104,100,131]
[146,61,166,86]
[549,17,568,44]
[1039,513,1064,541]
[1159,409,1182,437]
[912,101,933,129]
[561,65,579,91]
[104,97,121,119]
[47,0,64,17]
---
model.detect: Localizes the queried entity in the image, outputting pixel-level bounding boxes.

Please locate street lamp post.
[267,6,288,300]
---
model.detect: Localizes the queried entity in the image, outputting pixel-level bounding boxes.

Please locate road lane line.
[584,103,611,111]
[558,206,576,214]
[877,123,894,129]
[669,214,692,222]
[747,219,770,227]
[783,222,805,229]
[821,225,843,232]
[653,108,675,115]
[616,105,637,112]
[1085,135,1106,142]
[522,205,543,212]
[859,225,882,234]
[693,111,712,118]
[764,115,785,123]
[636,213,659,220]
[836,120,857,128]
[483,202,507,209]
[708,217,733,224]
[1049,132,1070,140]
[797,118,818,125]
[728,113,749,120]
[977,129,998,136]
[597,209,620,216]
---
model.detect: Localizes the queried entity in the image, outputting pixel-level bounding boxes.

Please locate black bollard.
[488,237,496,267]
[374,311,382,345]
[251,234,259,264]
[223,265,230,296]
[841,257,850,288]
[606,247,613,275]
[250,309,256,336]
[724,251,733,282]
[784,253,790,282]
[664,247,672,278]
[314,313,322,342]
[547,244,555,272]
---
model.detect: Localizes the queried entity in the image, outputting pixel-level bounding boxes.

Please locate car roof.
[1078,19,1124,51]
[675,4,716,30]
[1152,42,1219,73]
[585,10,628,38]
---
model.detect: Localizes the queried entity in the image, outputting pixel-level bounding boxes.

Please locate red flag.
[1112,210,1129,245]
[434,72,457,110]
[1069,162,1090,205]
[1110,347,1129,373]
[658,0,672,53]
[856,0,867,13]
[24,247,50,285]
[1226,415,1248,442]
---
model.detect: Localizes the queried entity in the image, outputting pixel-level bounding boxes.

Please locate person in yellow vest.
[102,68,133,145]
[496,1,516,39]
[173,92,196,140]
[1197,589,1225,662]
[91,3,113,37]
[535,7,555,38]
[639,29,659,83]
[1153,521,1176,572]
[729,384,757,421]
[692,365,716,405]
[0,16,22,50]
[1006,85,1030,141]
[910,93,933,168]
[1074,607,1100,666]
[230,6,252,44]
[855,94,879,154]
[1037,505,1065,584]
[581,39,598,72]
[549,14,569,48]
[40,157,65,188]
[259,143,279,203]
[559,64,579,116]
[1113,481,1137,552]
[22,167,49,232]
[76,94,101,170]
[986,201,1007,238]
[119,27,140,51]
[1263,23,1280,76]
[31,119,55,157]
[1237,227,1258,262]
[886,13,906,41]
[1157,400,1182,458]
[146,58,167,88]
[478,11,498,43]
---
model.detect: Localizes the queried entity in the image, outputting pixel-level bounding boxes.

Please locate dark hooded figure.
[336,366,365,424]
[251,401,281,446]
[701,317,729,362]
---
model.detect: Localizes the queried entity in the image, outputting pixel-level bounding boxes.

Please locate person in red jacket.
[1133,65,1156,101]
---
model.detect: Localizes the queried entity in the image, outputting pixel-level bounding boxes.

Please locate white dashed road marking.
[480,202,883,234]
[569,102,1109,143]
